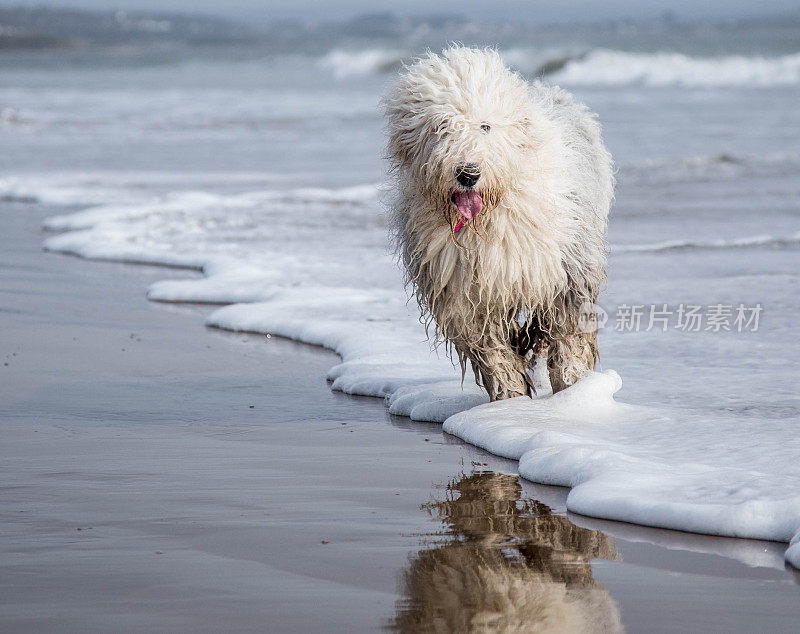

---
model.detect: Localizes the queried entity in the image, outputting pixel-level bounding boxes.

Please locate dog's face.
[385,47,542,231]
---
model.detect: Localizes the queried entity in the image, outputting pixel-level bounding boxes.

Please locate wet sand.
[1,200,799,633]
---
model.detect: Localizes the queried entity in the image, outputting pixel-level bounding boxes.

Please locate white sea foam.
[24,171,800,571]
[552,49,800,87]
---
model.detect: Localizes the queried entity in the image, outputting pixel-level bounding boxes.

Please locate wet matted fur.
[384,46,614,399]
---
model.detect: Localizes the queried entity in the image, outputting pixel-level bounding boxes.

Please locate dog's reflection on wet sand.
[390,472,623,633]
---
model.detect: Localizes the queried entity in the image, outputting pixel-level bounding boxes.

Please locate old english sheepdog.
[384,46,614,400]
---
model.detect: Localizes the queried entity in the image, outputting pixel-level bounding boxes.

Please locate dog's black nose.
[455,164,480,188]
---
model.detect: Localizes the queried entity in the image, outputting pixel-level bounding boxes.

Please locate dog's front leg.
[461,322,531,401]
[475,352,530,401]
[547,331,598,393]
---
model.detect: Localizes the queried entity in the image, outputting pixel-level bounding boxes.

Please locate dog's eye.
[481,123,491,133]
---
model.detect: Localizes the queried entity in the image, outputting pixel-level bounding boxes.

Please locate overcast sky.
[2,0,799,24]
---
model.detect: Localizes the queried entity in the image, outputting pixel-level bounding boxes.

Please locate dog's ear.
[386,120,418,169]
[383,82,418,168]
[384,97,439,170]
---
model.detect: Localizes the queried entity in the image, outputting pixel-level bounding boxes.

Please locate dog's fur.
[385,47,614,399]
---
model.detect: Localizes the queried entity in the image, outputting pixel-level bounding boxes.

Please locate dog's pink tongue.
[453,190,482,220]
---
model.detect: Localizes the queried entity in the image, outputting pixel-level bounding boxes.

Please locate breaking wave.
[316,46,586,79]
[614,232,800,254]
[550,49,800,87]
[318,48,406,78]
[498,47,587,76]
[317,46,800,88]
[619,152,800,185]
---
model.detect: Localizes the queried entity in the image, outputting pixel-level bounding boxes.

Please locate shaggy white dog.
[385,46,614,399]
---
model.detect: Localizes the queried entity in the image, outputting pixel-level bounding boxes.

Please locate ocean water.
[3,25,800,568]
